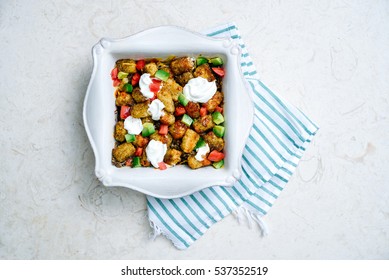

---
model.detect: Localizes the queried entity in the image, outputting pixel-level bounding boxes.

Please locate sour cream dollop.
[124,116,143,135]
[195,144,210,162]
[146,140,167,168]
[139,73,161,98]
[183,77,217,103]
[148,99,165,121]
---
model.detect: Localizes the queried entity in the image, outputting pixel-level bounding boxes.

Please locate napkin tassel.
[149,220,162,241]
[149,219,185,249]
[233,206,269,237]
[250,212,269,237]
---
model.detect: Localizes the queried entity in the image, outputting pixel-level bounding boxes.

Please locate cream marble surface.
[1,0,388,259]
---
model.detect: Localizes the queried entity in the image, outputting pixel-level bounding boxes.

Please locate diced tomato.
[136,59,145,71]
[203,158,212,166]
[120,105,131,119]
[149,79,161,93]
[125,158,132,166]
[159,124,168,135]
[175,106,186,116]
[113,78,121,87]
[111,67,118,80]
[200,107,207,117]
[158,162,167,170]
[131,73,141,86]
[215,106,223,114]
[134,147,143,157]
[207,150,225,162]
[212,67,225,77]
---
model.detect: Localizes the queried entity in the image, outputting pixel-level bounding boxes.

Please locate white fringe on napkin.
[149,221,162,241]
[233,206,269,237]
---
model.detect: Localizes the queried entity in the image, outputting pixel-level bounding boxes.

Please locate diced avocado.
[142,123,155,137]
[155,69,170,81]
[125,134,136,143]
[181,114,193,126]
[209,57,223,66]
[123,83,133,93]
[212,111,224,125]
[212,159,224,169]
[196,56,208,66]
[117,71,128,79]
[194,137,206,150]
[178,93,189,106]
[213,125,225,138]
[132,156,141,167]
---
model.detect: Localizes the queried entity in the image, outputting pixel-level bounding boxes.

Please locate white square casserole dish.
[83,26,254,198]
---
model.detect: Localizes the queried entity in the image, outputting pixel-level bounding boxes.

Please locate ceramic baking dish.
[83,26,254,198]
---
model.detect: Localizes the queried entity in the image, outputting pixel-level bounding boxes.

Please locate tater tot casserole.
[111,56,226,170]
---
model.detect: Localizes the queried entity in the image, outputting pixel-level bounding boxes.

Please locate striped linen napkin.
[147,23,319,250]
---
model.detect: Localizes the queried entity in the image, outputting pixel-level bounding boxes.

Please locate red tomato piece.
[175,106,186,116]
[111,68,118,80]
[200,107,207,117]
[134,147,143,157]
[125,158,132,166]
[215,106,223,113]
[136,60,145,71]
[207,150,225,162]
[158,162,167,170]
[120,105,131,119]
[131,73,141,86]
[212,67,225,77]
[113,78,121,87]
[159,124,168,135]
[149,79,161,93]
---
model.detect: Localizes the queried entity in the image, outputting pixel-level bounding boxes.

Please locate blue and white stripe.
[147,23,319,250]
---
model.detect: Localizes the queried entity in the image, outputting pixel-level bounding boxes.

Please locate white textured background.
[1,0,388,259]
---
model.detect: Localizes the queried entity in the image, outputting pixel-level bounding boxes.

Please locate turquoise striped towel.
[147,23,319,250]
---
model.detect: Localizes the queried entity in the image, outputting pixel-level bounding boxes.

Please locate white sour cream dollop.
[148,99,165,121]
[139,73,161,98]
[183,77,217,103]
[195,144,210,162]
[146,140,167,168]
[124,116,143,135]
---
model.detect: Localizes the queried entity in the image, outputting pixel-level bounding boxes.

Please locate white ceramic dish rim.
[83,25,254,199]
